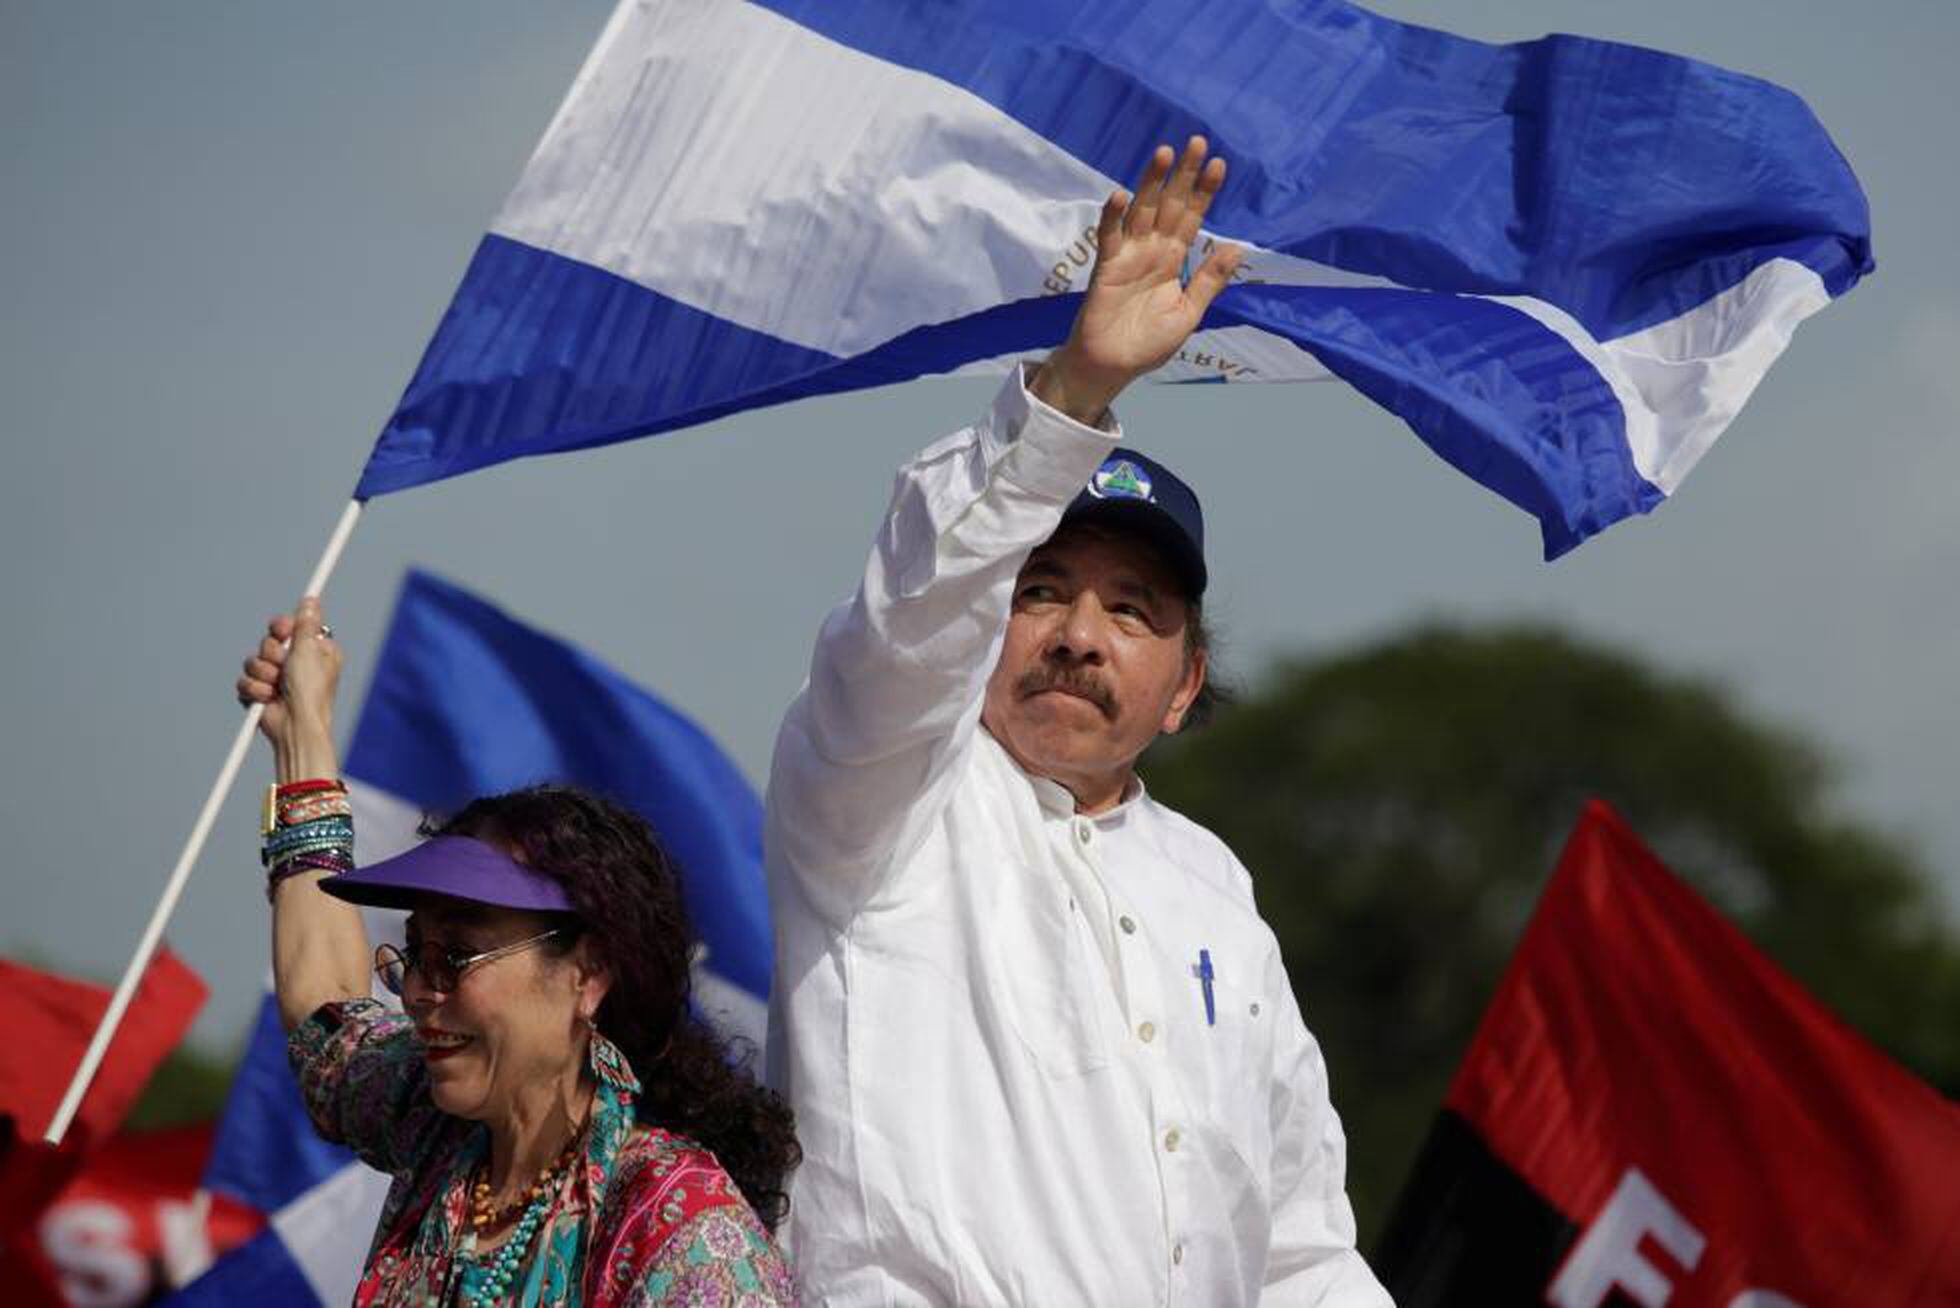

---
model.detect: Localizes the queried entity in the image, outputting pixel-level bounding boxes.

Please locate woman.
[237,598,798,1306]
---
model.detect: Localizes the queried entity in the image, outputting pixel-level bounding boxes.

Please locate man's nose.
[1049,593,1110,662]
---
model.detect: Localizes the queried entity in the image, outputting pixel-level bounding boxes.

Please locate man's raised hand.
[1032,137,1243,426]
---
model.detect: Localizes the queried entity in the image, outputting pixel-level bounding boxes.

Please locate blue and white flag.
[172,568,770,1304]
[354,0,1870,557]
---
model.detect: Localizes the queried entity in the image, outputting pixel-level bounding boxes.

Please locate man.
[766,138,1390,1305]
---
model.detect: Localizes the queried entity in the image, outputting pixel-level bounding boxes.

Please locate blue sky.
[5,1,1956,1049]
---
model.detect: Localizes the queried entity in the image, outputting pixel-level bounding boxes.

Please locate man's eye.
[1019,584,1059,603]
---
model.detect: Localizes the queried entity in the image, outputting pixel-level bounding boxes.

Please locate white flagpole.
[43,499,366,1146]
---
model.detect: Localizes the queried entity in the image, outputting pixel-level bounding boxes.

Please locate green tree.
[1145,623,1960,1245]
[125,1042,236,1131]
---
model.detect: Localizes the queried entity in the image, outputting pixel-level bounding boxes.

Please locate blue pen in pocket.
[1197,949,1216,1026]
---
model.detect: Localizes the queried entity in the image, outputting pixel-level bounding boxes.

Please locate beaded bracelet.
[277,778,344,798]
[278,849,353,874]
[264,842,352,873]
[265,849,354,902]
[261,777,354,896]
[263,836,355,868]
[281,792,353,826]
[262,778,350,835]
[262,818,356,865]
[266,814,354,843]
[279,782,349,813]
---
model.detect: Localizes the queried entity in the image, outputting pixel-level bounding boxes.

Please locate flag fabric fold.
[1375,801,1960,1305]
[356,0,1870,556]
[343,567,772,1009]
[174,568,771,1304]
[199,994,355,1218]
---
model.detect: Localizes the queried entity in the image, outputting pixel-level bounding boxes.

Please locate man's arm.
[1262,980,1396,1306]
[765,138,1242,923]
[765,373,1115,922]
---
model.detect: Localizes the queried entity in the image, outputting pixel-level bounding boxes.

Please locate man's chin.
[1002,722,1112,777]
[984,702,1127,781]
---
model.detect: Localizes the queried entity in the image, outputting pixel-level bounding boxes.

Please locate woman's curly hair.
[425,785,799,1229]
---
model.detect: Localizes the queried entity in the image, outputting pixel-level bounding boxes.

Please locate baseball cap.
[1060,449,1207,598]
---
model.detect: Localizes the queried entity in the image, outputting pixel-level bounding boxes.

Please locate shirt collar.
[1027,768,1147,822]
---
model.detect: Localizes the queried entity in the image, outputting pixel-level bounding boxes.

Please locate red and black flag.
[0,948,207,1305]
[1375,801,1960,1306]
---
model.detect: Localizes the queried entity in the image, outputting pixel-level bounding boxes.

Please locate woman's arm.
[237,597,371,1030]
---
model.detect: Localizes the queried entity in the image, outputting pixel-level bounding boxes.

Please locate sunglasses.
[373,927,563,997]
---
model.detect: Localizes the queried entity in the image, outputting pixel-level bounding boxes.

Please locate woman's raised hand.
[1032,136,1243,425]
[246,598,362,1028]
[236,597,342,759]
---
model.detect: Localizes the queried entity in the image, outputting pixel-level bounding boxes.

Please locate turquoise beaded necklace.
[456,1185,554,1308]
[454,1123,585,1308]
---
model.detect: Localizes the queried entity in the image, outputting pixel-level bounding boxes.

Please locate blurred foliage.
[1146,622,1960,1246]
[124,1042,236,1131]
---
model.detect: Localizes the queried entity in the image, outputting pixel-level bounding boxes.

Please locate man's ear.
[1161,644,1207,735]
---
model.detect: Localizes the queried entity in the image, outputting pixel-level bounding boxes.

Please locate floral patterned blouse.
[289,999,795,1306]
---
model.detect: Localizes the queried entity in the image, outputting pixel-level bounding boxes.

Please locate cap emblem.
[1089,458,1153,502]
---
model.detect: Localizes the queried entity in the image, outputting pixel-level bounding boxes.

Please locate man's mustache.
[1015,665,1117,719]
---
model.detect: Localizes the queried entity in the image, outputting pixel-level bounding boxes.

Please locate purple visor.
[318,836,574,914]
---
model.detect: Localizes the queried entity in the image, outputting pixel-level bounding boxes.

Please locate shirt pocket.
[989,869,1111,1080]
[1195,967,1275,1177]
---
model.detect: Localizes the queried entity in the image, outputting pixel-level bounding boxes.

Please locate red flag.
[1377,800,1960,1305]
[0,1123,93,1248]
[0,949,207,1149]
[2,1124,263,1308]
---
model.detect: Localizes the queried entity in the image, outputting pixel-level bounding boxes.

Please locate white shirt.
[765,368,1391,1307]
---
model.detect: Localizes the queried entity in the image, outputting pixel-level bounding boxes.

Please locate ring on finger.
[317,624,335,641]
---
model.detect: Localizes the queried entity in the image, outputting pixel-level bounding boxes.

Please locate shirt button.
[1164,1128,1181,1152]
[1119,915,1136,934]
[1249,1001,1261,1017]
[1172,1242,1185,1266]
[1075,823,1093,845]
[1137,1021,1155,1043]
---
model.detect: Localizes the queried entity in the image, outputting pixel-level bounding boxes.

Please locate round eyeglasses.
[373,928,563,997]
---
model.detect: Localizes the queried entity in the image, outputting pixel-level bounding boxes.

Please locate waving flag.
[173,568,771,1305]
[343,568,772,1022]
[1373,802,1960,1305]
[355,0,1869,557]
[0,949,207,1302]
[11,1125,264,1306]
[1,950,206,1157]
